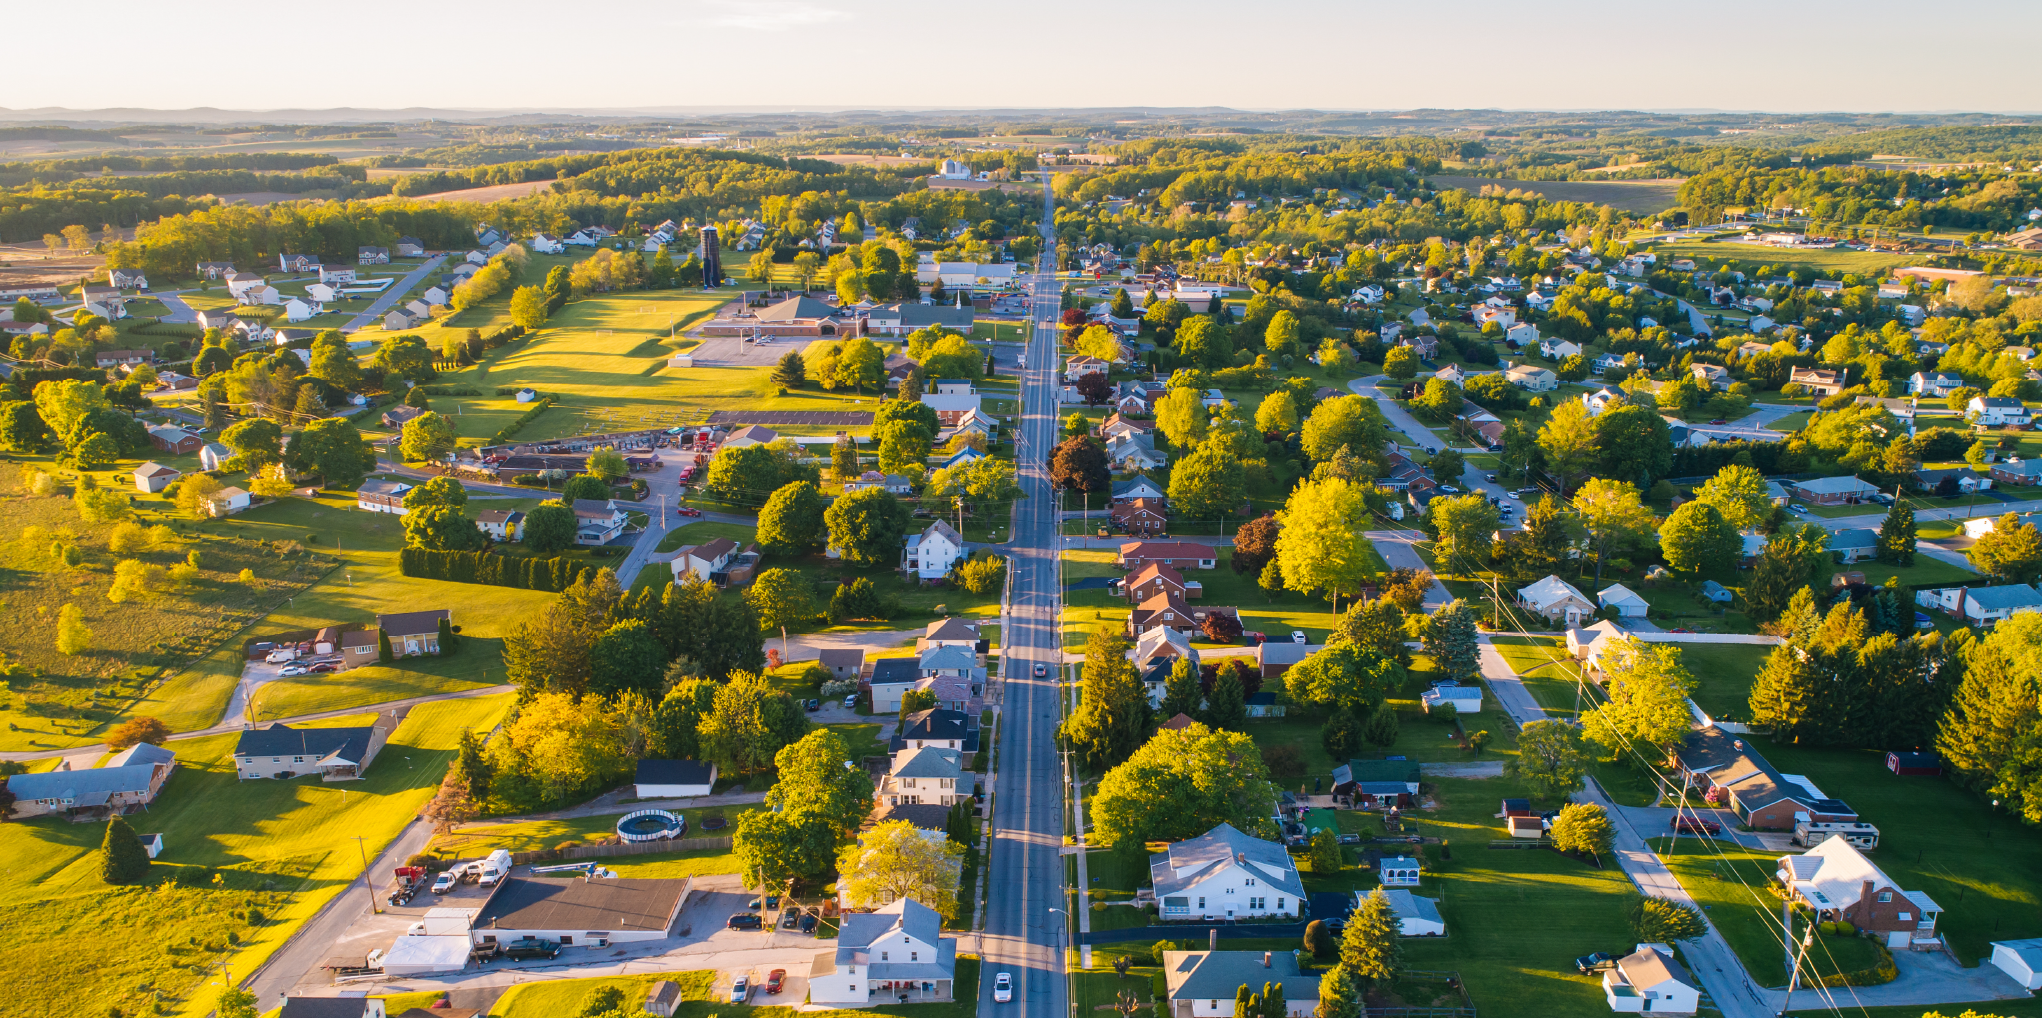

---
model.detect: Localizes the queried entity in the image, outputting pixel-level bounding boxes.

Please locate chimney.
[1209,929,1218,953]
[1262,952,1271,969]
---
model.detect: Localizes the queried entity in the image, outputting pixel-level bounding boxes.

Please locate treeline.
[370,138,648,168]
[0,151,341,178]
[0,169,389,242]
[1798,126,2042,165]
[1677,164,2042,231]
[561,147,911,204]
[103,200,487,281]
[398,547,593,591]
[1057,144,1443,207]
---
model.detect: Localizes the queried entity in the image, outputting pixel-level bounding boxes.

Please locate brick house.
[1676,725,1857,831]
[1777,838,1942,949]
[1124,561,1200,603]
[1111,498,1170,536]
[1118,541,1218,571]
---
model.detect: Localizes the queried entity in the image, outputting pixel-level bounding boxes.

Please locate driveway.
[156,290,198,324]
[341,255,447,333]
[1366,531,1450,608]
[1348,374,1514,508]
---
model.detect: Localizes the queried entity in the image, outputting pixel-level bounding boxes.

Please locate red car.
[766,969,787,995]
[1671,816,1721,835]
[676,507,703,518]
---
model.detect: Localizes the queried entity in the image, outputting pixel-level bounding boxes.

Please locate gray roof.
[1965,584,2042,611]
[1380,888,1442,926]
[890,746,962,780]
[377,609,449,637]
[891,708,980,754]
[836,898,953,980]
[1793,475,1879,494]
[818,648,866,668]
[235,723,378,763]
[105,742,176,768]
[1150,822,1304,901]
[919,645,976,672]
[871,657,919,683]
[1830,528,1878,550]
[1164,951,1319,1003]
[474,876,686,934]
[280,999,375,1018]
[636,759,715,786]
[6,763,164,805]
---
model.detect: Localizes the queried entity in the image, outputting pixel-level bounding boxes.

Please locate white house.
[199,442,233,472]
[1989,938,2042,990]
[876,746,967,806]
[1908,372,1964,397]
[205,486,251,517]
[1161,951,1321,1018]
[318,265,357,285]
[1598,583,1650,618]
[1419,681,1482,714]
[920,379,983,413]
[422,286,450,306]
[531,233,565,254]
[669,536,739,583]
[473,509,523,542]
[1970,396,2033,428]
[305,283,342,303]
[806,898,956,1007]
[902,520,965,581]
[1504,321,1539,347]
[720,424,779,449]
[1603,944,1699,1015]
[283,297,320,322]
[1504,363,1557,392]
[1151,823,1304,921]
[133,462,180,493]
[1065,355,1109,382]
[633,758,716,798]
[1916,584,2042,626]
[1377,889,1446,937]
[225,272,266,301]
[1472,305,1516,329]
[1542,338,1583,360]
[357,479,412,515]
[1582,386,1626,416]
[1519,575,1595,626]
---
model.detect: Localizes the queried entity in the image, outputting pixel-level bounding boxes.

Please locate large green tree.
[1876,500,1917,566]
[1340,890,1404,988]
[1581,638,1698,757]
[824,486,912,567]
[1274,477,1375,610]
[1659,501,1739,574]
[1424,598,1481,685]
[1167,442,1247,523]
[1283,642,1400,716]
[1692,463,1772,533]
[290,418,376,487]
[1970,514,2042,585]
[1088,721,1275,847]
[99,815,151,885]
[1300,395,1388,464]
[699,670,811,775]
[1427,493,1500,572]
[398,411,457,463]
[1503,719,1591,799]
[588,619,667,698]
[757,480,828,556]
[1060,631,1152,770]
[1593,404,1674,487]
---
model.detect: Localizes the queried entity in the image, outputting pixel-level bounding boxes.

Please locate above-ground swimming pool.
[616,809,687,842]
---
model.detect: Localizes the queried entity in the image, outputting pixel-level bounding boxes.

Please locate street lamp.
[1048,907,1075,1018]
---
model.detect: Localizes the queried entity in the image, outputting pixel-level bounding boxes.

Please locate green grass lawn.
[1644,240,1917,278]
[0,692,512,1018]
[1488,635,1586,716]
[1249,676,1521,794]
[654,520,757,554]
[1060,547,1379,652]
[1675,642,1775,723]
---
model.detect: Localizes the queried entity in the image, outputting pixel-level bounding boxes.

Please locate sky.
[8,0,2040,115]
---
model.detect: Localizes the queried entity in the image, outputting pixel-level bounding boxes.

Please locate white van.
[478,848,513,887]
[264,648,296,664]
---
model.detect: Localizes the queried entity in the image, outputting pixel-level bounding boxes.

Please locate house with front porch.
[1675,724,1858,831]
[1777,838,1942,949]
[671,536,739,585]
[1517,574,1595,626]
[377,609,450,657]
[573,499,630,546]
[806,898,956,1007]
[5,742,178,819]
[901,520,965,582]
[1151,823,1303,921]
[234,721,388,780]
[875,746,968,807]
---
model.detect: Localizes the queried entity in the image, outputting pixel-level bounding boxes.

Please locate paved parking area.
[688,336,789,366]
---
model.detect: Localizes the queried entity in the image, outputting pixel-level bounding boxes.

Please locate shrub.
[820,678,859,699]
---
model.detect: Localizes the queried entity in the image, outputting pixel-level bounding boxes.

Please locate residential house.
[1113,476,1166,502]
[1255,641,1310,681]
[318,265,357,285]
[1504,363,1557,391]
[634,759,717,798]
[384,308,426,331]
[1379,889,1446,937]
[1123,562,1197,605]
[1419,681,1483,714]
[1099,413,1154,443]
[1777,838,1941,949]
[1789,367,1845,395]
[395,237,426,257]
[530,233,564,254]
[1331,760,1419,807]
[1111,497,1169,537]
[133,462,180,493]
[1517,574,1595,626]
[1582,386,1626,416]
[1915,584,2042,626]
[806,898,957,1007]
[890,707,982,767]
[1598,583,1650,618]
[225,272,267,301]
[473,509,523,541]
[1675,724,1857,831]
[571,499,629,546]
[1064,355,1109,382]
[278,253,321,273]
[195,261,236,280]
[305,283,342,304]
[1691,363,1731,390]
[1126,592,1238,638]
[921,379,983,414]
[1120,541,1218,571]
[939,446,987,471]
[920,617,980,651]
[1603,944,1700,1015]
[1472,305,1516,329]
[378,609,451,657]
[1914,467,1992,494]
[1990,458,2042,487]
[670,535,740,583]
[357,246,390,265]
[1829,528,1879,564]
[1151,823,1304,921]
[1134,625,1199,690]
[1908,372,1964,397]
[1969,396,2033,428]
[205,486,251,517]
[876,746,968,807]
[199,442,233,472]
[1105,432,1167,470]
[5,742,177,819]
[818,648,865,681]
[720,424,780,449]
[356,479,413,515]
[1787,475,1880,506]
[1433,363,1469,384]
[1505,321,1539,347]
[234,721,388,780]
[422,286,450,305]
[283,297,320,322]
[867,657,921,713]
[1160,950,1320,1018]
[147,425,201,454]
[1542,338,1583,359]
[901,520,965,582]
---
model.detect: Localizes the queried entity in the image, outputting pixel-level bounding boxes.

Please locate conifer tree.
[1340,889,1404,988]
[1876,500,1916,565]
[1202,665,1248,731]
[100,815,150,885]
[1425,598,1481,685]
[1158,657,1203,720]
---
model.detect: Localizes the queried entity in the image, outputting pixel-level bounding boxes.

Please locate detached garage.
[381,935,471,975]
[635,759,717,798]
[1991,938,2042,990]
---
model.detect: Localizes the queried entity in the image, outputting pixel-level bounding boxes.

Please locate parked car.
[504,938,560,960]
[1671,816,1722,835]
[431,872,455,894]
[799,912,819,933]
[1438,485,1460,494]
[1485,473,1498,482]
[782,910,801,929]
[308,662,339,674]
[767,969,787,994]
[994,973,1013,1003]
[1290,630,1307,644]
[727,913,763,930]
[730,975,750,1003]
[1575,952,1617,974]
[677,507,702,517]
[844,694,859,708]
[279,664,308,677]
[803,698,820,711]
[264,649,295,664]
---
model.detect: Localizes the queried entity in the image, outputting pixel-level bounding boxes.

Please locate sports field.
[1426,175,1684,214]
[1644,240,1916,277]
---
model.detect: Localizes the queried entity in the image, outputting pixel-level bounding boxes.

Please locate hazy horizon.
[10,0,2039,115]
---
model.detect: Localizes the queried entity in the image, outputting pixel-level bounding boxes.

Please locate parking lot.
[293,868,840,999]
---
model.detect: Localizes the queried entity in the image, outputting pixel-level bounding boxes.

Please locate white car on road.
[994,972,1013,1003]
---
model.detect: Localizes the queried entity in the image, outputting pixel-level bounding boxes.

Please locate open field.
[0,465,350,752]
[0,692,512,1018]
[384,180,556,203]
[1425,175,1685,215]
[1673,642,1775,722]
[1644,240,1916,277]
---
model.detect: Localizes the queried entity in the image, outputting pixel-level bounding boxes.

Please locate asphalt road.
[976,172,1070,1018]
[341,255,448,333]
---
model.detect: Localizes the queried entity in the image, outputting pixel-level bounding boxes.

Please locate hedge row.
[398,547,592,591]
[492,395,556,444]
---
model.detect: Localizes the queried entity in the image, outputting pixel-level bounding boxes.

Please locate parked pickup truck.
[503,938,561,961]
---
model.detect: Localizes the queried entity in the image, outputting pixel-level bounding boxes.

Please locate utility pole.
[353,835,379,914]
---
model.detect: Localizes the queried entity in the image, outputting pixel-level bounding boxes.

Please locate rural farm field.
[1425,175,1686,214]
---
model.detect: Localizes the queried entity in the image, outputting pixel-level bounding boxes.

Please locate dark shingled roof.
[280,998,375,1018]
[377,609,450,637]
[474,876,686,935]
[636,759,715,786]
[235,723,377,762]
